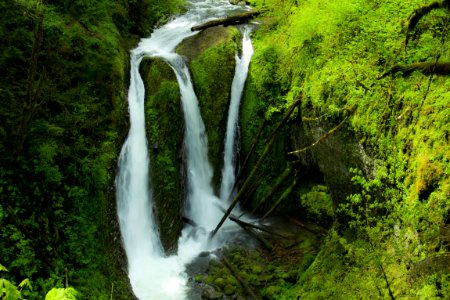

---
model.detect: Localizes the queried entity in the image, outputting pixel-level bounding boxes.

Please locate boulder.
[202,285,223,299]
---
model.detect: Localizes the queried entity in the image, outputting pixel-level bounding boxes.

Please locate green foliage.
[300,185,334,219]
[0,0,186,298]
[243,0,450,298]
[0,279,22,300]
[0,264,32,300]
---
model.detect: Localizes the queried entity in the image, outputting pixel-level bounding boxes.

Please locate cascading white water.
[116,1,252,299]
[170,61,224,230]
[219,27,254,203]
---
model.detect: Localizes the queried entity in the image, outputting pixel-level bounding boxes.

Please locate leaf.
[0,278,21,300]
[0,263,8,272]
[18,278,32,291]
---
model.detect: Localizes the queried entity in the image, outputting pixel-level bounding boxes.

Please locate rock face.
[291,119,373,207]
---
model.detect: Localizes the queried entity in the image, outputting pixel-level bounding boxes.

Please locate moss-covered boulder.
[292,119,373,208]
[140,58,184,253]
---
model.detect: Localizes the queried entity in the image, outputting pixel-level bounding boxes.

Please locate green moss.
[240,0,450,298]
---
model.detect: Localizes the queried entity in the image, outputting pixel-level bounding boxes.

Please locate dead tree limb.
[191,11,261,31]
[261,178,297,219]
[211,98,302,238]
[288,116,348,157]
[229,216,290,239]
[247,164,292,216]
[378,62,450,79]
[231,219,274,250]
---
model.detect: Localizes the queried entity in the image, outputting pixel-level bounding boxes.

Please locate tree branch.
[378,62,450,79]
[288,116,348,156]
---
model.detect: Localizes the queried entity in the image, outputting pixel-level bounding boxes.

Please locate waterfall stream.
[116,1,253,299]
[219,28,254,204]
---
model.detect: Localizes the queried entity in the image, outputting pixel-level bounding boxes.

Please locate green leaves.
[0,266,32,300]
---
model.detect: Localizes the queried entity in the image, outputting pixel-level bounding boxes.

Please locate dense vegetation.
[232,0,449,298]
[0,0,184,298]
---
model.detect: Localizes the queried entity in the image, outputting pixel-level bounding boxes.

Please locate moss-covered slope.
[233,0,450,298]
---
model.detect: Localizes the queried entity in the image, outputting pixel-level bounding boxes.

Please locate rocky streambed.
[185,216,326,299]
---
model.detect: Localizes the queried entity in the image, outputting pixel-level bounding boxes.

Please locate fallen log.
[231,218,274,250]
[229,216,290,239]
[287,216,327,236]
[191,11,261,31]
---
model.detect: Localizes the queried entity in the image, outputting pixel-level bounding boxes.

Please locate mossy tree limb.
[15,12,45,160]
[405,0,450,49]
[379,62,450,78]
[261,177,297,219]
[233,119,266,191]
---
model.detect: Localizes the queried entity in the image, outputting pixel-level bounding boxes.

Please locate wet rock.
[202,286,223,299]
[199,251,210,257]
[229,0,247,5]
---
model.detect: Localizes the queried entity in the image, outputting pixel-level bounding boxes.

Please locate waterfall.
[220,27,254,203]
[115,1,253,299]
[170,60,223,231]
